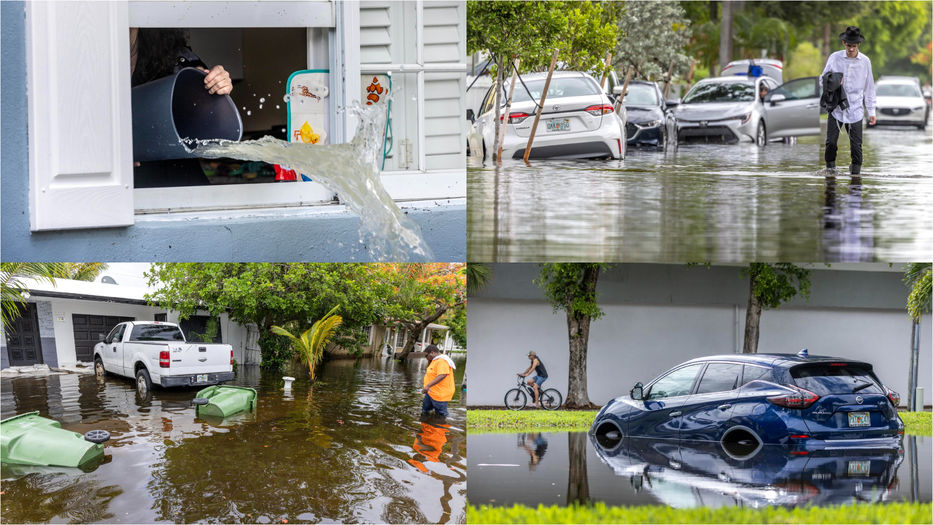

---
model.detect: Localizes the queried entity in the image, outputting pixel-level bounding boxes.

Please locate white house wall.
[466,264,933,408]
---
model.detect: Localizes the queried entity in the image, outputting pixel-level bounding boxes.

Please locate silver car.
[672,75,820,146]
[468,71,626,160]
[872,77,928,130]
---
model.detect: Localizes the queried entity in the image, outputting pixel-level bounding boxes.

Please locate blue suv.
[591,352,904,453]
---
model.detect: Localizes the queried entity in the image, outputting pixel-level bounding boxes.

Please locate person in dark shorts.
[519,351,548,408]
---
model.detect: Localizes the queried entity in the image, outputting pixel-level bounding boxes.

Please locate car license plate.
[196,374,208,383]
[847,460,870,476]
[546,119,570,132]
[848,411,870,427]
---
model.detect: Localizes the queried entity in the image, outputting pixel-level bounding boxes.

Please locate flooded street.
[468,124,932,262]
[468,431,931,509]
[1,357,466,523]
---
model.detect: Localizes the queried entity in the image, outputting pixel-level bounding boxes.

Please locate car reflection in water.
[590,434,904,508]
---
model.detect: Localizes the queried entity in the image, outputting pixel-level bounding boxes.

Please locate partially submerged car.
[468,71,626,161]
[872,76,928,130]
[622,80,671,148]
[671,70,820,145]
[591,352,904,453]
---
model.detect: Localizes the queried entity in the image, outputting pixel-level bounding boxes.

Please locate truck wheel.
[94,357,106,377]
[136,368,152,395]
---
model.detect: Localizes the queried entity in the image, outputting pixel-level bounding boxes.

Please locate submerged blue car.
[591,352,904,453]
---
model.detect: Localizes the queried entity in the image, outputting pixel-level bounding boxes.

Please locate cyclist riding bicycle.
[518,351,548,408]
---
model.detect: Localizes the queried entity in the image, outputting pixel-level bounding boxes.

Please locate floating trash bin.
[1,412,108,468]
[132,67,243,162]
[194,385,257,418]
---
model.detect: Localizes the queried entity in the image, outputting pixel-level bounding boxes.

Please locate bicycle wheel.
[541,388,562,410]
[504,388,528,410]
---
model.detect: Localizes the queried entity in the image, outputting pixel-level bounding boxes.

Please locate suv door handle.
[718,404,732,411]
[669,411,682,417]
[112,346,117,352]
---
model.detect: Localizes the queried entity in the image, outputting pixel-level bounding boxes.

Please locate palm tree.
[466,263,491,295]
[904,263,931,410]
[1,263,69,332]
[271,305,342,382]
[57,263,109,282]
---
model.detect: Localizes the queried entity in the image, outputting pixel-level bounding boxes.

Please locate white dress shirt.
[820,49,876,123]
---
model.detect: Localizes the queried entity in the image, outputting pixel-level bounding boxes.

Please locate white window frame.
[25,1,464,231]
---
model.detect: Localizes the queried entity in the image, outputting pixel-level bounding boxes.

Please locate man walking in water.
[821,26,876,175]
[421,345,455,418]
[519,351,548,408]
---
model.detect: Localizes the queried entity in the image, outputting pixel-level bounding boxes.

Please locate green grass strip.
[469,410,932,436]
[468,409,598,434]
[901,411,932,436]
[467,502,933,524]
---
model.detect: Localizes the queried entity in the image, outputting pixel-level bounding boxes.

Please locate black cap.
[840,26,865,44]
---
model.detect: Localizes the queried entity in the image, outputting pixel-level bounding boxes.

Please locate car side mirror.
[768,93,786,105]
[612,85,624,96]
[99,333,108,343]
[466,108,475,123]
[665,99,680,108]
[631,382,644,400]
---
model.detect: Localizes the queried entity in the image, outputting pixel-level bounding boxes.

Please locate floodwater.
[468,123,932,262]
[1,357,466,523]
[468,431,931,509]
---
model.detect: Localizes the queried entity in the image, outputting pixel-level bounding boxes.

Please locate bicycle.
[505,374,562,410]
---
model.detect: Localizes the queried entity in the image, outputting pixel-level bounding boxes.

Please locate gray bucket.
[132,67,243,162]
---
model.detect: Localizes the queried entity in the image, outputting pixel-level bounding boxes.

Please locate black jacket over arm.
[820,72,849,114]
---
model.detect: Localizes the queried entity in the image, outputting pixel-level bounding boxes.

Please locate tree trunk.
[718,0,733,75]
[567,432,589,505]
[743,271,761,354]
[396,302,461,360]
[909,320,920,410]
[823,23,832,64]
[492,58,503,161]
[565,266,600,408]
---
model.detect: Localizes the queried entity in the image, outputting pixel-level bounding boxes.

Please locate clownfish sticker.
[366,77,385,105]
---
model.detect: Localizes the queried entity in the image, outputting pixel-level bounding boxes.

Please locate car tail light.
[886,388,900,407]
[500,112,530,125]
[790,434,810,439]
[159,350,170,368]
[768,386,819,408]
[828,363,847,366]
[230,349,234,365]
[617,139,622,155]
[585,104,614,116]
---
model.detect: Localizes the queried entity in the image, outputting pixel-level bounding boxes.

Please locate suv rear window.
[129,325,185,342]
[791,364,884,395]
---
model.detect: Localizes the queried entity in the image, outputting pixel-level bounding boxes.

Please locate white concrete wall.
[466,264,933,408]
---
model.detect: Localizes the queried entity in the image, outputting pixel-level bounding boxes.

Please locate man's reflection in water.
[409,416,451,473]
[518,432,548,471]
[823,175,873,261]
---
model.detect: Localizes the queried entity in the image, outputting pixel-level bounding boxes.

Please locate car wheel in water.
[541,389,563,410]
[136,368,152,395]
[94,357,105,377]
[504,388,528,410]
[756,121,767,146]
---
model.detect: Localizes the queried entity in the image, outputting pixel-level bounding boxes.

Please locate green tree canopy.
[614,1,693,81]
[904,263,932,322]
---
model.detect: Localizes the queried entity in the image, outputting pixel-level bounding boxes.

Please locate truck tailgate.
[167,343,232,375]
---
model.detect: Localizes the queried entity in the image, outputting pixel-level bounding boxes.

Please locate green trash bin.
[1,412,107,468]
[194,385,258,419]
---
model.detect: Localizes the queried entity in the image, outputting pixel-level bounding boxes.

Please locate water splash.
[188,103,433,261]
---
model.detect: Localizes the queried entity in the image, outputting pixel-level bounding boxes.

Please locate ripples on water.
[468,431,931,509]
[1,358,466,523]
[468,125,932,262]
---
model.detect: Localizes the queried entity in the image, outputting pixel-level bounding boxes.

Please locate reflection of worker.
[421,345,455,418]
[408,420,451,473]
[519,351,548,408]
[519,432,548,470]
[130,28,232,94]
[820,26,876,175]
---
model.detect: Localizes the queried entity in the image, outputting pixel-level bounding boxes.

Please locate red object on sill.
[274,164,298,181]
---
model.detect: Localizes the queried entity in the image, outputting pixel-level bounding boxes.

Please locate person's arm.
[520,358,538,377]
[819,53,834,84]
[422,373,448,394]
[864,58,876,125]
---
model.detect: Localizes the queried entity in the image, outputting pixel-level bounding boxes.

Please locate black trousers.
[825,114,863,172]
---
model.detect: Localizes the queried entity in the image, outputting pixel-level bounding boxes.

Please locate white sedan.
[468,71,626,161]
[872,77,928,130]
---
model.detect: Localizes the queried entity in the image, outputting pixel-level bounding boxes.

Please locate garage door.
[72,314,134,363]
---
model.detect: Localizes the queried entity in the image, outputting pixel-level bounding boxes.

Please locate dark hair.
[425,345,440,355]
[133,29,192,86]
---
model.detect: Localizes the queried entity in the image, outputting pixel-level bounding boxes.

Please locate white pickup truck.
[93,321,234,393]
